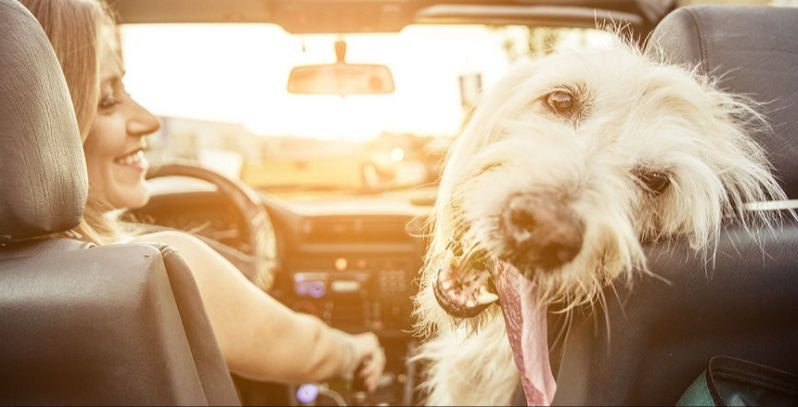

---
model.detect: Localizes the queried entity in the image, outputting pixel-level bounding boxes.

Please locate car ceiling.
[109,0,675,34]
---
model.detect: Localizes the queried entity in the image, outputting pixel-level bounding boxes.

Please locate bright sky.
[120,24,519,141]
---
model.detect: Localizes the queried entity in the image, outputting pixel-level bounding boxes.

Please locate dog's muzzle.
[501,193,584,272]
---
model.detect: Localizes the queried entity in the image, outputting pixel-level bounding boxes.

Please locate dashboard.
[268,196,427,332]
[130,181,432,405]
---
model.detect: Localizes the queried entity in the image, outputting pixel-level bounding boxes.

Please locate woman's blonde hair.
[21,0,126,244]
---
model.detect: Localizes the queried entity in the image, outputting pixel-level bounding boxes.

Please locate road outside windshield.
[120,24,613,194]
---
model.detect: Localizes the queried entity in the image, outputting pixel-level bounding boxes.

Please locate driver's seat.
[0,0,239,404]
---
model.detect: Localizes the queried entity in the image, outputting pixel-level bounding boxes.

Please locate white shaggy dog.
[413,39,786,406]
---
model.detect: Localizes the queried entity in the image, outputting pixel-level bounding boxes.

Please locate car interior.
[1,0,796,406]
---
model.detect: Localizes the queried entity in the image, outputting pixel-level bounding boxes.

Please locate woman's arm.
[130,230,382,386]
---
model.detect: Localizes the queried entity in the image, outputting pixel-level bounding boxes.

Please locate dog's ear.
[650,70,789,252]
[412,188,461,335]
[704,87,788,226]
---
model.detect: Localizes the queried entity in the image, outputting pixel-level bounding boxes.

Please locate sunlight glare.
[120,24,510,141]
[120,24,613,142]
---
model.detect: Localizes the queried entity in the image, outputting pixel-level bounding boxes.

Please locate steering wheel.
[145,162,279,291]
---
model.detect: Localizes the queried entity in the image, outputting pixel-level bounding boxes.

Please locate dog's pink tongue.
[494,263,556,406]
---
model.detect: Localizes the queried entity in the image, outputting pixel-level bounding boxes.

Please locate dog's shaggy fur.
[413,39,787,406]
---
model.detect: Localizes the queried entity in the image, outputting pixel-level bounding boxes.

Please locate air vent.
[301,216,411,243]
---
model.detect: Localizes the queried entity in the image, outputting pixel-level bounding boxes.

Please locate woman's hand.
[349,332,386,392]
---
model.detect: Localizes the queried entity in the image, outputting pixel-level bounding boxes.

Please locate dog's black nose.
[502,193,584,271]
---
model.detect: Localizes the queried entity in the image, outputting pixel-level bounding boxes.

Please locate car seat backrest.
[0,240,240,405]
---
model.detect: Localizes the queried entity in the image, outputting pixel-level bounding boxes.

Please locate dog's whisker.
[594,288,612,350]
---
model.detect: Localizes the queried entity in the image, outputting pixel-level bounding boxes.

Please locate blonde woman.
[19,0,386,390]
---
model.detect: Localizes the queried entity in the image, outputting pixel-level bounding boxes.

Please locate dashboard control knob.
[295,384,319,404]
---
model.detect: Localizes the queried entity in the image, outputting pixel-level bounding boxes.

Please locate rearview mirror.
[287,63,395,95]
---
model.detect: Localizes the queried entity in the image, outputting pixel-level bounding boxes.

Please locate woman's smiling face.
[84,34,160,210]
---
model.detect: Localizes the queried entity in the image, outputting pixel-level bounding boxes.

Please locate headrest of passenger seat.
[0,0,87,243]
[644,5,798,200]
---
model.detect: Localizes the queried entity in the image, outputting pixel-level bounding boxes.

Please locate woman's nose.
[127,99,161,137]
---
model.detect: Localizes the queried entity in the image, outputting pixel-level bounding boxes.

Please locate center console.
[272,213,426,406]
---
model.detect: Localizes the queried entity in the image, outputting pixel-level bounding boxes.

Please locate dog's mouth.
[432,247,499,319]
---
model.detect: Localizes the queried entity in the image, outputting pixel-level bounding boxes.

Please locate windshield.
[121,24,615,194]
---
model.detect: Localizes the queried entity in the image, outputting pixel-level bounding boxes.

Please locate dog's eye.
[635,170,671,195]
[475,162,502,176]
[546,91,575,115]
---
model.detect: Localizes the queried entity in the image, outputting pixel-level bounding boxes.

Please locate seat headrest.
[644,6,798,199]
[0,0,87,243]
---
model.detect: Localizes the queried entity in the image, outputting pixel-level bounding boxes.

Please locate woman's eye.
[636,170,672,195]
[545,90,575,115]
[99,94,118,109]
